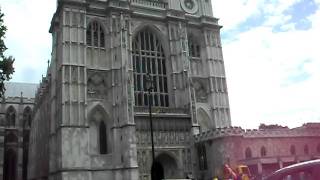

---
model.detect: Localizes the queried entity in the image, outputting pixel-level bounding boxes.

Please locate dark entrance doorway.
[3,149,17,180]
[151,161,164,180]
[151,153,180,179]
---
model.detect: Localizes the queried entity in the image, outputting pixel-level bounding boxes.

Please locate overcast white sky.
[1,0,320,129]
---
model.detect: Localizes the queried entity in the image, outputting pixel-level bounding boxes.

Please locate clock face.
[180,0,198,14]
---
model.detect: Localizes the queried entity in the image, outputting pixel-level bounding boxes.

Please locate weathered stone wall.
[194,124,320,179]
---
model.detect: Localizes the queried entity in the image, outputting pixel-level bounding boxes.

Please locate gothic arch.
[3,148,17,180]
[153,152,180,179]
[132,26,170,107]
[260,146,267,157]
[6,106,16,127]
[23,106,32,128]
[5,132,18,144]
[88,104,112,154]
[86,20,106,48]
[132,24,169,57]
[188,33,202,58]
[245,147,252,159]
[197,107,212,132]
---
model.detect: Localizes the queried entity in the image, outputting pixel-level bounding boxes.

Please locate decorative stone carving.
[193,79,208,103]
[136,130,190,146]
[87,71,110,99]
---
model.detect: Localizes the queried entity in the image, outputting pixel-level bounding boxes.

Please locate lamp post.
[146,73,156,179]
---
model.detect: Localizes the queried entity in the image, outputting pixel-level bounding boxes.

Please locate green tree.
[0,8,15,97]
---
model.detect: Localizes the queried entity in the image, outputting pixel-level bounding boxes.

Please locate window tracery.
[86,21,105,48]
[132,28,169,107]
[188,36,201,58]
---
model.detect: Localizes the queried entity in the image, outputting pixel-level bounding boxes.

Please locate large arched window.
[6,106,16,127]
[99,121,107,154]
[132,28,169,107]
[86,21,105,48]
[245,147,252,159]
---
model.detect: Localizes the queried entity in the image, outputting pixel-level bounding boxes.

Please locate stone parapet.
[194,123,320,143]
[194,126,244,142]
[3,97,34,104]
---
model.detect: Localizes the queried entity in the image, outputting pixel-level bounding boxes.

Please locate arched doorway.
[152,153,179,179]
[3,148,17,180]
[151,161,164,180]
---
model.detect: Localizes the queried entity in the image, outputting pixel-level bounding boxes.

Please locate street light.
[146,73,156,179]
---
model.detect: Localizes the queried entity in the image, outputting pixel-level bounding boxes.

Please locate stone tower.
[28,0,231,180]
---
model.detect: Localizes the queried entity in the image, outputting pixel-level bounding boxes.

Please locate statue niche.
[193,79,208,103]
[87,71,109,99]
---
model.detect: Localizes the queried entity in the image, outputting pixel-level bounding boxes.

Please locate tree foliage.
[0,8,15,97]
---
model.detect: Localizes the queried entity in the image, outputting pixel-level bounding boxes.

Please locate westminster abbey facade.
[27,0,231,180]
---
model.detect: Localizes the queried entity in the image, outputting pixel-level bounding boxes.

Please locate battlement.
[194,126,244,142]
[194,123,320,143]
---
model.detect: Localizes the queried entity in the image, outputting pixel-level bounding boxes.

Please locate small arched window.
[86,21,105,48]
[261,146,267,157]
[23,107,32,129]
[290,145,296,155]
[304,145,309,155]
[245,147,252,159]
[6,106,16,127]
[99,121,107,154]
[188,35,201,58]
[317,144,320,154]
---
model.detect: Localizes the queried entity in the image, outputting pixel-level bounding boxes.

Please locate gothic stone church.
[27,0,231,180]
